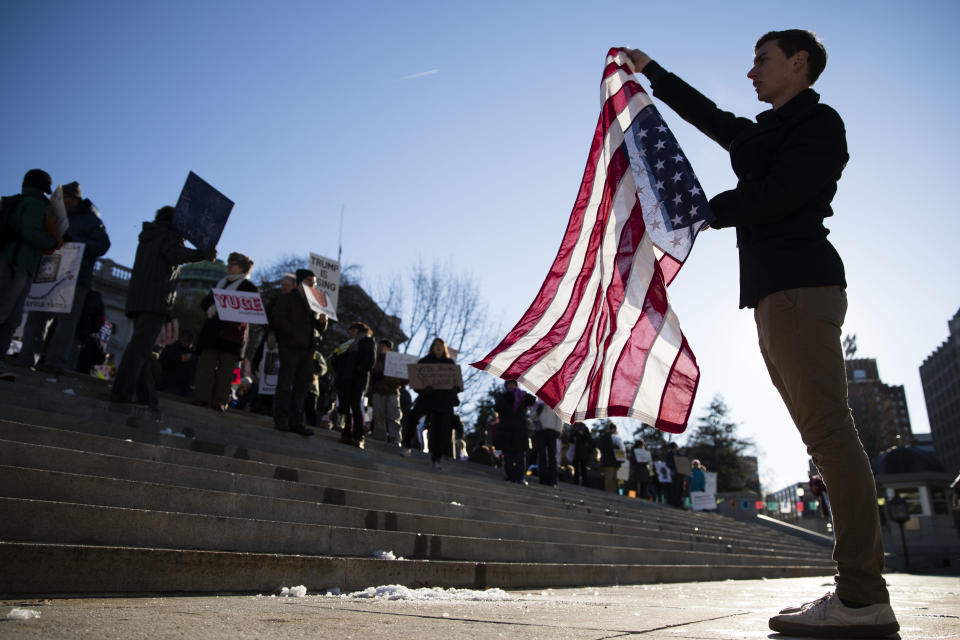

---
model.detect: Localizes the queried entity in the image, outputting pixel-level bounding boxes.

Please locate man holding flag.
[622,29,898,638]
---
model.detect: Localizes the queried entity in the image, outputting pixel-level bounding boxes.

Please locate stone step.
[0,465,828,561]
[0,497,835,569]
[0,431,824,557]
[0,395,820,553]
[0,542,832,596]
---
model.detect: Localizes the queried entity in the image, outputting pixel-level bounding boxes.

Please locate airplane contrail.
[398,69,439,81]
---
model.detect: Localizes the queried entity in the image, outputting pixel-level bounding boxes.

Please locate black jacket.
[333,334,376,390]
[644,62,848,308]
[65,199,111,289]
[125,220,207,318]
[271,288,328,351]
[493,388,535,453]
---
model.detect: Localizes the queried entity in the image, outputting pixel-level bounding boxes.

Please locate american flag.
[470,48,713,433]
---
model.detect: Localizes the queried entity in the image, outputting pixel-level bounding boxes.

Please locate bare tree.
[373,258,497,423]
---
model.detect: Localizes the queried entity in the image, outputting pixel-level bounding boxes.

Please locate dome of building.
[871,446,946,475]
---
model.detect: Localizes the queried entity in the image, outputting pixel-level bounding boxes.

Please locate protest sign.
[211,288,269,324]
[258,345,280,395]
[49,185,69,237]
[704,471,717,495]
[407,363,462,391]
[24,242,84,313]
[674,455,692,476]
[173,171,233,250]
[384,351,420,380]
[309,253,340,315]
[302,283,337,320]
[690,491,717,511]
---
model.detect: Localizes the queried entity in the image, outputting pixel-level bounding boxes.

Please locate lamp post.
[887,494,911,572]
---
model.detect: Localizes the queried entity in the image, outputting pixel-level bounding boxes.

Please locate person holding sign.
[415,337,460,470]
[331,321,376,448]
[110,206,216,409]
[0,169,61,381]
[194,252,257,411]
[271,269,328,436]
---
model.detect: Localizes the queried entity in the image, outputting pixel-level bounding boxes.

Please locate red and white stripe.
[471,49,700,433]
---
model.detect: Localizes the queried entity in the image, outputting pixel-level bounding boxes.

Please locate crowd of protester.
[1,168,704,499]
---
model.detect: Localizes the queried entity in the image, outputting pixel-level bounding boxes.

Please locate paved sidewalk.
[1,574,957,639]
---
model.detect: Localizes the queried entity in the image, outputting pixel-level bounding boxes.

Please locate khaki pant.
[755,286,888,604]
[370,391,402,442]
[194,349,237,408]
[604,466,619,493]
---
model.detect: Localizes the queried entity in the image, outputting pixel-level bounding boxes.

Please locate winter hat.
[22,169,52,194]
[295,268,315,284]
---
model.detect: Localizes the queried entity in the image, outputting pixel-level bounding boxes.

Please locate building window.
[930,488,949,515]
[894,488,923,515]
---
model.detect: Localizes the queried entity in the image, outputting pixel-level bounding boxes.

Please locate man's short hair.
[155,206,175,223]
[227,251,254,274]
[756,29,827,84]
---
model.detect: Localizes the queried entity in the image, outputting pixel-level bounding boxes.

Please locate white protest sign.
[211,288,269,324]
[49,184,69,238]
[258,344,280,395]
[704,471,718,495]
[302,283,336,320]
[690,491,717,511]
[384,351,420,380]
[24,242,84,313]
[309,253,340,316]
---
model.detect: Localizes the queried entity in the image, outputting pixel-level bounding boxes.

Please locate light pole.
[887,495,911,572]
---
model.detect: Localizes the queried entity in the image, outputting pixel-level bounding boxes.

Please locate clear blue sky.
[3,0,958,491]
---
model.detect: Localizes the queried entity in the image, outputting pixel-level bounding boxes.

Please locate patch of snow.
[7,608,40,620]
[450,501,463,506]
[279,585,307,597]
[44,378,57,383]
[324,587,342,596]
[158,427,186,438]
[63,388,76,396]
[349,585,514,601]
[371,549,404,560]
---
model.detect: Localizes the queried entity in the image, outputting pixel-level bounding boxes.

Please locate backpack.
[0,194,23,249]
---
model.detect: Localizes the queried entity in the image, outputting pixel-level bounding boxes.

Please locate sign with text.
[690,491,717,511]
[24,242,84,313]
[173,171,233,250]
[309,253,340,315]
[673,455,691,476]
[211,288,268,324]
[258,345,280,395]
[407,363,462,391]
[704,471,717,495]
[384,351,420,380]
[302,283,336,320]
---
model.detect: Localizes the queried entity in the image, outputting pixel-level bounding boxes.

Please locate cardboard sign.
[24,242,84,313]
[49,185,69,237]
[309,253,340,316]
[384,351,420,379]
[258,345,280,395]
[173,171,233,250]
[690,491,717,511]
[704,471,717,495]
[407,363,462,391]
[211,288,268,324]
[302,283,336,320]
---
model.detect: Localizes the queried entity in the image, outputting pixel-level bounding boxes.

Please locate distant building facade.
[846,357,913,459]
[176,260,227,307]
[920,308,960,476]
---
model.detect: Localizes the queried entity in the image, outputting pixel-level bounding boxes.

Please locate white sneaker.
[779,592,831,614]
[768,592,899,638]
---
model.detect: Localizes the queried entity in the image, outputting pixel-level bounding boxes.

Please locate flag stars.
[689,205,699,218]
[655,139,666,151]
[654,160,665,171]
[655,179,665,191]
[672,153,684,163]
[688,185,702,197]
[671,234,684,248]
[637,128,648,139]
[672,214,684,226]
[656,124,668,133]
[672,193,684,206]
[672,171,683,183]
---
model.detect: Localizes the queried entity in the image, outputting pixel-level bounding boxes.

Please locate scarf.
[207,273,247,318]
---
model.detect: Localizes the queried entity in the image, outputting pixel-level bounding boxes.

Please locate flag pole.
[338,204,344,263]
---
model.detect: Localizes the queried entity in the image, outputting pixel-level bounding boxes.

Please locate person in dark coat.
[332,321,376,447]
[158,328,196,395]
[570,422,595,487]
[110,206,214,408]
[624,33,897,634]
[193,252,258,411]
[271,268,328,436]
[0,169,60,381]
[19,181,111,373]
[494,379,535,483]
[596,423,623,493]
[415,337,460,469]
